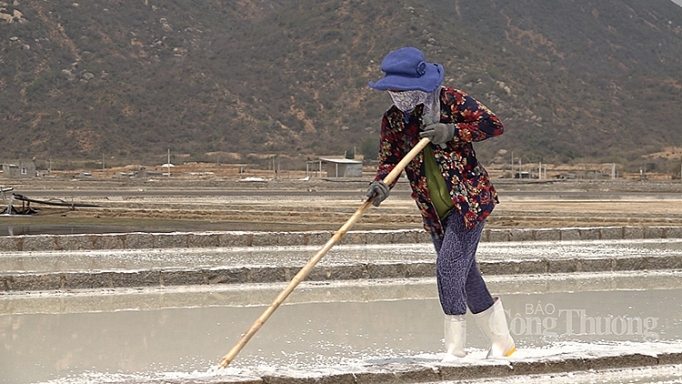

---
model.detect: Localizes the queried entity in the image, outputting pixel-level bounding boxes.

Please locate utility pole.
[272,155,279,180]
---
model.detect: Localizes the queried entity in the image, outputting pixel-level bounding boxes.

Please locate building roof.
[318,157,362,164]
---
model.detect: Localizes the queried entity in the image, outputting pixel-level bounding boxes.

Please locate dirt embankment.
[4,178,682,233]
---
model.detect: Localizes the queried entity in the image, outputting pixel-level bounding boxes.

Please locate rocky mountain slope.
[2,0,682,171]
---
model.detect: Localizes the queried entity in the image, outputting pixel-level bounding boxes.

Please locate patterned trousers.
[432,212,494,316]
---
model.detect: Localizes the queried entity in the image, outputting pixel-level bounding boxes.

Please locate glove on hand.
[419,122,455,146]
[366,180,390,207]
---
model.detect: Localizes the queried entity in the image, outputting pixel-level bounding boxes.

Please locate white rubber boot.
[442,314,467,362]
[473,297,516,358]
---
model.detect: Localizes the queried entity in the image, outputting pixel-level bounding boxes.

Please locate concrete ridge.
[3,253,682,292]
[100,351,682,383]
[261,352,682,384]
[2,225,682,252]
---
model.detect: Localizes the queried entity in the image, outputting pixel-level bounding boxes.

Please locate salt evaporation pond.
[2,270,682,384]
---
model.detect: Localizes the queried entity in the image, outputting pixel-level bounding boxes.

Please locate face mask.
[388,90,429,113]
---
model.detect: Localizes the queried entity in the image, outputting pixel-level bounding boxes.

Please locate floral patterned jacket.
[373,86,504,240]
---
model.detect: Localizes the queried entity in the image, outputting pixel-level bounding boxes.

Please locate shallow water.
[0,222,324,237]
[2,273,681,384]
[4,238,682,274]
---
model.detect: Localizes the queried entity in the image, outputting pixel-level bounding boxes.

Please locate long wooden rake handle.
[218,137,431,368]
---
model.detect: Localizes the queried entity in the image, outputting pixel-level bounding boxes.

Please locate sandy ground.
[4,177,682,233]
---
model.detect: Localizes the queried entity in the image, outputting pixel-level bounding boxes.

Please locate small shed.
[319,157,363,178]
[2,160,36,178]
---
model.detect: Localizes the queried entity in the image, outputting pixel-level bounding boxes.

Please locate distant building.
[133,167,162,178]
[319,157,363,178]
[2,160,36,178]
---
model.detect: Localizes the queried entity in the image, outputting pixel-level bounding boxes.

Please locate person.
[366,47,515,361]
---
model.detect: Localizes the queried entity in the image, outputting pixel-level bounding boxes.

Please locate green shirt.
[423,145,455,219]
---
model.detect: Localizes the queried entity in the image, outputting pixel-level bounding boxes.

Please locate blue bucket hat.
[368,47,444,92]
